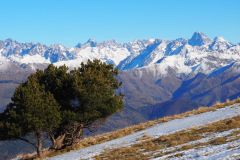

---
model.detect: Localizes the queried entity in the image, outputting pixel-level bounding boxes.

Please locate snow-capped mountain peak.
[82,38,97,47]
[188,32,212,46]
[209,36,233,51]
[75,43,82,48]
[214,36,226,42]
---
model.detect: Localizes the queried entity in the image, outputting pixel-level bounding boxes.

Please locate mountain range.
[1,32,239,70]
[0,32,240,128]
[1,32,240,159]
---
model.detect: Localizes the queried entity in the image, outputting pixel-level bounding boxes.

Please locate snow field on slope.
[48,104,240,160]
[151,129,240,160]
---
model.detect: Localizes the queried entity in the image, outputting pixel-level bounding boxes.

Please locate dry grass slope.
[95,116,240,160]
[20,98,240,159]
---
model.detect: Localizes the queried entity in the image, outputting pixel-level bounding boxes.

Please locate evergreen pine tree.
[0,75,61,158]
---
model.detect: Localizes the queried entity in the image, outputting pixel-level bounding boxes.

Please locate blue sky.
[0,0,239,46]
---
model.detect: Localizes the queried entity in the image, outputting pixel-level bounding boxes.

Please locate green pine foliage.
[70,60,123,122]
[0,60,123,157]
[0,75,61,157]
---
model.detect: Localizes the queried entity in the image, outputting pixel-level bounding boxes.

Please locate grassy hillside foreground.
[19,98,240,159]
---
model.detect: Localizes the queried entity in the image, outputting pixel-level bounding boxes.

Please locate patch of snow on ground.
[172,139,240,160]
[151,129,240,160]
[48,104,240,160]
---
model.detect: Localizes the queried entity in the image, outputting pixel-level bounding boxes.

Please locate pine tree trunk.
[36,132,43,158]
[51,134,66,150]
[49,123,84,150]
[64,123,84,146]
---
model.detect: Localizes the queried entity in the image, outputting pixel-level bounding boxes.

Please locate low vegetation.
[95,116,240,160]
[44,98,240,159]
